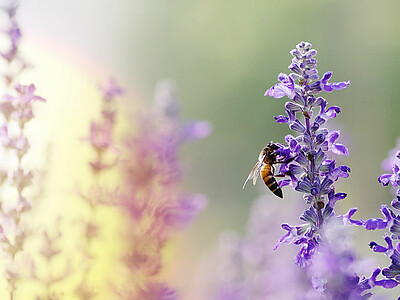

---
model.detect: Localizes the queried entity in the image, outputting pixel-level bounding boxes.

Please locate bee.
[243,142,294,198]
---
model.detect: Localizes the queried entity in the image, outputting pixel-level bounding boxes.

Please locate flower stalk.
[0,2,46,299]
[75,79,123,300]
[114,80,211,299]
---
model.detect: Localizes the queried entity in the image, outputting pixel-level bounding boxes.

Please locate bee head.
[266,142,280,151]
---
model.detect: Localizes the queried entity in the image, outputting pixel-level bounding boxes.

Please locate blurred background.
[14,0,400,298]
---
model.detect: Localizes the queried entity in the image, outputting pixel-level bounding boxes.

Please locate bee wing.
[242,160,263,189]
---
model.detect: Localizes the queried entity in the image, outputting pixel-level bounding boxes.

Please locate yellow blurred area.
[1,38,127,299]
[0,35,182,299]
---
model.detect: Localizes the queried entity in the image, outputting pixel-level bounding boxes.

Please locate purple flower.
[307,220,376,299]
[369,236,394,255]
[320,159,351,182]
[342,208,364,226]
[381,138,400,171]
[274,223,301,250]
[361,268,399,290]
[258,42,352,270]
[311,97,341,129]
[250,41,400,298]
[209,196,309,299]
[114,81,211,299]
[264,73,296,99]
[320,71,351,92]
[0,4,46,297]
[345,205,395,231]
[382,250,400,280]
[362,149,400,288]
[99,78,124,100]
[181,120,213,142]
[379,162,400,188]
[326,131,349,156]
[162,194,208,229]
[13,84,46,103]
[308,71,350,94]
[392,196,400,210]
[0,3,29,87]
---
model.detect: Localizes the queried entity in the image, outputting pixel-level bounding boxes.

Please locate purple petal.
[265,84,286,98]
[285,102,302,112]
[289,164,304,175]
[296,179,312,193]
[379,173,393,186]
[278,73,288,82]
[274,115,289,123]
[289,120,306,133]
[369,242,389,253]
[320,178,333,194]
[391,197,400,210]
[328,131,340,144]
[274,223,297,250]
[328,80,351,91]
[342,208,364,226]
[325,106,341,118]
[278,179,291,187]
[365,219,380,230]
[339,165,351,177]
[332,144,349,156]
[335,193,347,200]
[375,279,399,289]
[321,72,332,84]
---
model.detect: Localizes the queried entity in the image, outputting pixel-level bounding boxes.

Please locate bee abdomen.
[261,164,283,198]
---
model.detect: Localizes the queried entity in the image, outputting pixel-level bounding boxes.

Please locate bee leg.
[275,157,296,165]
[273,164,291,178]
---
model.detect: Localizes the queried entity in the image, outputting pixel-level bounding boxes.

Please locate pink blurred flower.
[14,83,46,104]
[100,78,124,100]
[0,96,15,121]
[114,81,211,299]
[12,168,33,192]
[137,282,178,300]
[161,194,208,229]
[89,121,113,151]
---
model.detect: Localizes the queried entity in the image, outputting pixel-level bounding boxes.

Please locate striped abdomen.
[261,164,283,198]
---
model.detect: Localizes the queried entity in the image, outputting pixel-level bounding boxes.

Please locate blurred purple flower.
[379,163,400,188]
[0,13,46,300]
[381,138,400,172]
[181,120,213,142]
[100,78,124,100]
[206,195,308,300]
[137,282,178,300]
[0,1,30,87]
[346,149,400,290]
[13,84,46,103]
[114,80,211,299]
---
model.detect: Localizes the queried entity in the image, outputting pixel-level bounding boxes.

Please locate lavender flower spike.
[354,145,400,290]
[259,42,351,268]
[114,80,211,299]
